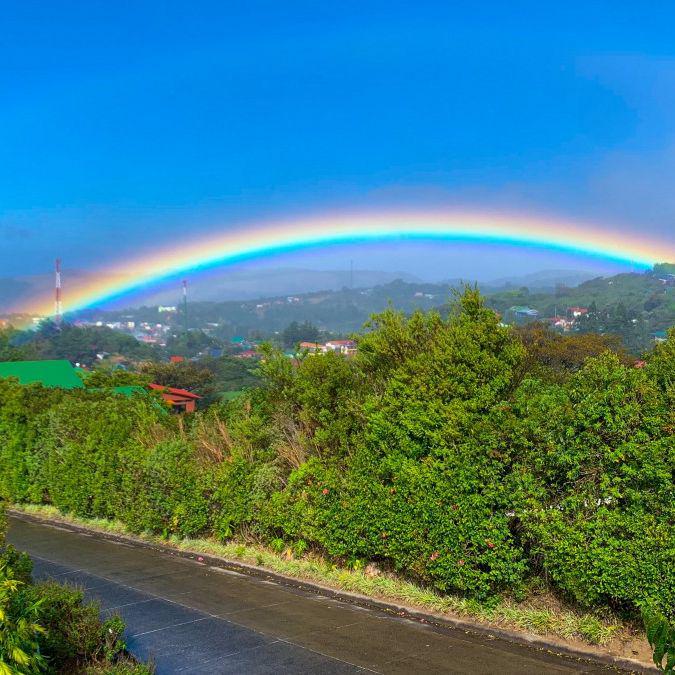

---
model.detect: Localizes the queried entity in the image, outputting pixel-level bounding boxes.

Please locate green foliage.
[0,559,45,674]
[125,439,211,538]
[653,263,675,277]
[27,582,126,670]
[0,505,148,673]
[138,361,215,399]
[0,288,672,652]
[282,321,320,348]
[200,356,260,394]
[81,369,150,389]
[164,329,217,359]
[0,328,35,363]
[510,354,674,616]
[28,322,158,365]
[643,608,675,673]
[514,322,630,383]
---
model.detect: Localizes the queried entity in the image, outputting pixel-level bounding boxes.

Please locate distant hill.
[0,267,421,312]
[481,269,597,291]
[6,265,673,354]
[96,266,672,353]
[7,265,672,356]
[485,267,674,352]
[124,267,423,304]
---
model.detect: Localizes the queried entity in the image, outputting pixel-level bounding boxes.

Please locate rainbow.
[18,210,674,316]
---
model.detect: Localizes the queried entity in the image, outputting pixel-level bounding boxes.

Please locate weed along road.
[8,514,625,674]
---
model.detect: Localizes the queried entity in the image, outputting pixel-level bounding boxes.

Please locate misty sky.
[2,1,675,281]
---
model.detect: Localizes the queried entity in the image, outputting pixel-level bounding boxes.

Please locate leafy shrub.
[0,558,45,674]
[512,354,674,617]
[643,608,675,673]
[28,582,124,669]
[125,439,211,538]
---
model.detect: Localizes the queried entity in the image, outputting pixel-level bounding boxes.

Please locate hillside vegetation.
[0,290,672,656]
[68,265,674,353]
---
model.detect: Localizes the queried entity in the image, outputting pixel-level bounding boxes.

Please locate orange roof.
[148,383,201,399]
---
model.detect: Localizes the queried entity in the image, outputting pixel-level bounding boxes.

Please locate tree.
[81,368,150,389]
[282,321,320,348]
[165,330,218,359]
[139,361,215,398]
[25,323,157,365]
[0,327,32,361]
[515,322,630,383]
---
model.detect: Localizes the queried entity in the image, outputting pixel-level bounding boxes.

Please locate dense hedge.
[0,290,672,624]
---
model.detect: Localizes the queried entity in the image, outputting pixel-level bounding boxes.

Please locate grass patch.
[11,503,627,648]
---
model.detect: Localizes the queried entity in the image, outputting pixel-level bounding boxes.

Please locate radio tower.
[182,279,188,333]
[54,258,63,324]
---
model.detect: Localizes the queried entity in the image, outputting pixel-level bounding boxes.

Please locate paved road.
[8,515,620,674]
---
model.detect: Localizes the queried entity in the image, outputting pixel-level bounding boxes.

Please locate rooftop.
[0,360,84,389]
[148,383,201,399]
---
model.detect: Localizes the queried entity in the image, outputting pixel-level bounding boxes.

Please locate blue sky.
[2,1,675,279]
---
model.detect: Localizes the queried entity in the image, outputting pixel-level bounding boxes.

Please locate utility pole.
[55,258,62,324]
[182,279,188,333]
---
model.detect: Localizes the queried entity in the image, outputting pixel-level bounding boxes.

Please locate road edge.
[9,508,656,674]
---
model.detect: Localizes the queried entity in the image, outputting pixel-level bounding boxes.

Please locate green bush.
[643,607,675,673]
[0,503,150,674]
[28,582,126,670]
[125,439,211,538]
[0,557,45,674]
[511,354,674,617]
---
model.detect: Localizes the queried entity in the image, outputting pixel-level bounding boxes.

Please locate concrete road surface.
[8,515,623,674]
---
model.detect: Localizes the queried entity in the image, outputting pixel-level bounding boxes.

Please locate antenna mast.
[182,279,188,333]
[55,258,62,324]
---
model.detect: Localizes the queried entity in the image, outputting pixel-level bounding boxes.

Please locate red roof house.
[324,339,357,355]
[148,383,201,412]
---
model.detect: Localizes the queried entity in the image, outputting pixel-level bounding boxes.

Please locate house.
[148,383,201,412]
[510,306,539,319]
[568,306,588,318]
[324,340,357,355]
[0,359,84,389]
[544,317,567,330]
[298,342,323,353]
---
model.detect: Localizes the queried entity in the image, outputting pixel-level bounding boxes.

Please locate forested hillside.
[70,265,674,353]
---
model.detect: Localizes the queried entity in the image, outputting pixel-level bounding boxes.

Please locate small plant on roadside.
[643,608,675,673]
[270,538,285,554]
[0,561,45,674]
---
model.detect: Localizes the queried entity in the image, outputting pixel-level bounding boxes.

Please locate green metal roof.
[0,360,84,389]
[111,385,148,397]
